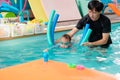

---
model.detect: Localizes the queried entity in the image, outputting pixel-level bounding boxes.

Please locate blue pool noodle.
[0,7,18,14]
[10,0,17,7]
[80,29,92,45]
[47,10,56,46]
[20,0,23,11]
[0,14,3,18]
[0,7,10,11]
[79,23,90,45]
[1,2,19,14]
[51,14,60,44]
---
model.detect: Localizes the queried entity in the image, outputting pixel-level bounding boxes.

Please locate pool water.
[0,23,120,75]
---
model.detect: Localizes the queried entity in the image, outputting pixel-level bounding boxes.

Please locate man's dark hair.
[88,0,104,12]
[62,34,71,41]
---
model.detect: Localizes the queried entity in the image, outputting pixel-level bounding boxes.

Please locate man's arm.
[67,27,79,37]
[56,27,79,43]
[83,33,110,46]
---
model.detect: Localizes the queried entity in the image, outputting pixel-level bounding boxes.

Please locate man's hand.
[82,42,92,46]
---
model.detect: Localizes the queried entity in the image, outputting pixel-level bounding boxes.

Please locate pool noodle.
[0,13,2,18]
[0,7,10,11]
[10,0,17,7]
[78,23,90,45]
[47,10,56,46]
[1,2,19,14]
[0,7,18,14]
[51,14,59,44]
[80,29,92,45]
[20,0,23,11]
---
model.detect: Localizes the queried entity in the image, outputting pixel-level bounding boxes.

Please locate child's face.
[60,37,71,48]
[61,37,70,44]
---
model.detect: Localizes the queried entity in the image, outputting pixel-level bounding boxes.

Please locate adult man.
[59,0,112,48]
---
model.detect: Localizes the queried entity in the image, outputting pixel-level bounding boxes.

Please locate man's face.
[88,9,101,21]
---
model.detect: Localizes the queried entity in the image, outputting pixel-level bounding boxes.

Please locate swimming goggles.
[60,42,70,45]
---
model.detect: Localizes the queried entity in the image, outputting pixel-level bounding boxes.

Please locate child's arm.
[55,37,61,43]
[43,43,60,52]
[43,48,49,52]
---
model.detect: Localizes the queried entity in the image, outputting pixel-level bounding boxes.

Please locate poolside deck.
[54,13,120,32]
[40,13,120,34]
[0,59,116,80]
[0,13,120,41]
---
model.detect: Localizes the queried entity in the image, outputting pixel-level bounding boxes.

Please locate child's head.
[61,34,71,44]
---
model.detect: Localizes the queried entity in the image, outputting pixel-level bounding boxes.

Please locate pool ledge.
[0,59,116,80]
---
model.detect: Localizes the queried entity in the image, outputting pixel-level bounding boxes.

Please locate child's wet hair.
[62,34,71,41]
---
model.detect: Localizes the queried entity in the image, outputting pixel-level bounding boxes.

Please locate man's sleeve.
[102,18,111,33]
[76,16,87,29]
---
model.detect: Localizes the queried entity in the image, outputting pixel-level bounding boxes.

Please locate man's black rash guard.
[76,14,112,48]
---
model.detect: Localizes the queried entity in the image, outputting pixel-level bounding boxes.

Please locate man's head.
[88,0,104,21]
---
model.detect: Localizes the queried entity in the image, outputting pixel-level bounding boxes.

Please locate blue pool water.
[0,23,120,75]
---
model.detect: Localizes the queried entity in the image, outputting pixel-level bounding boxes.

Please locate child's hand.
[60,44,68,48]
[43,49,48,52]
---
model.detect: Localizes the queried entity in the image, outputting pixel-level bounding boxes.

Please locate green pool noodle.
[80,29,92,45]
